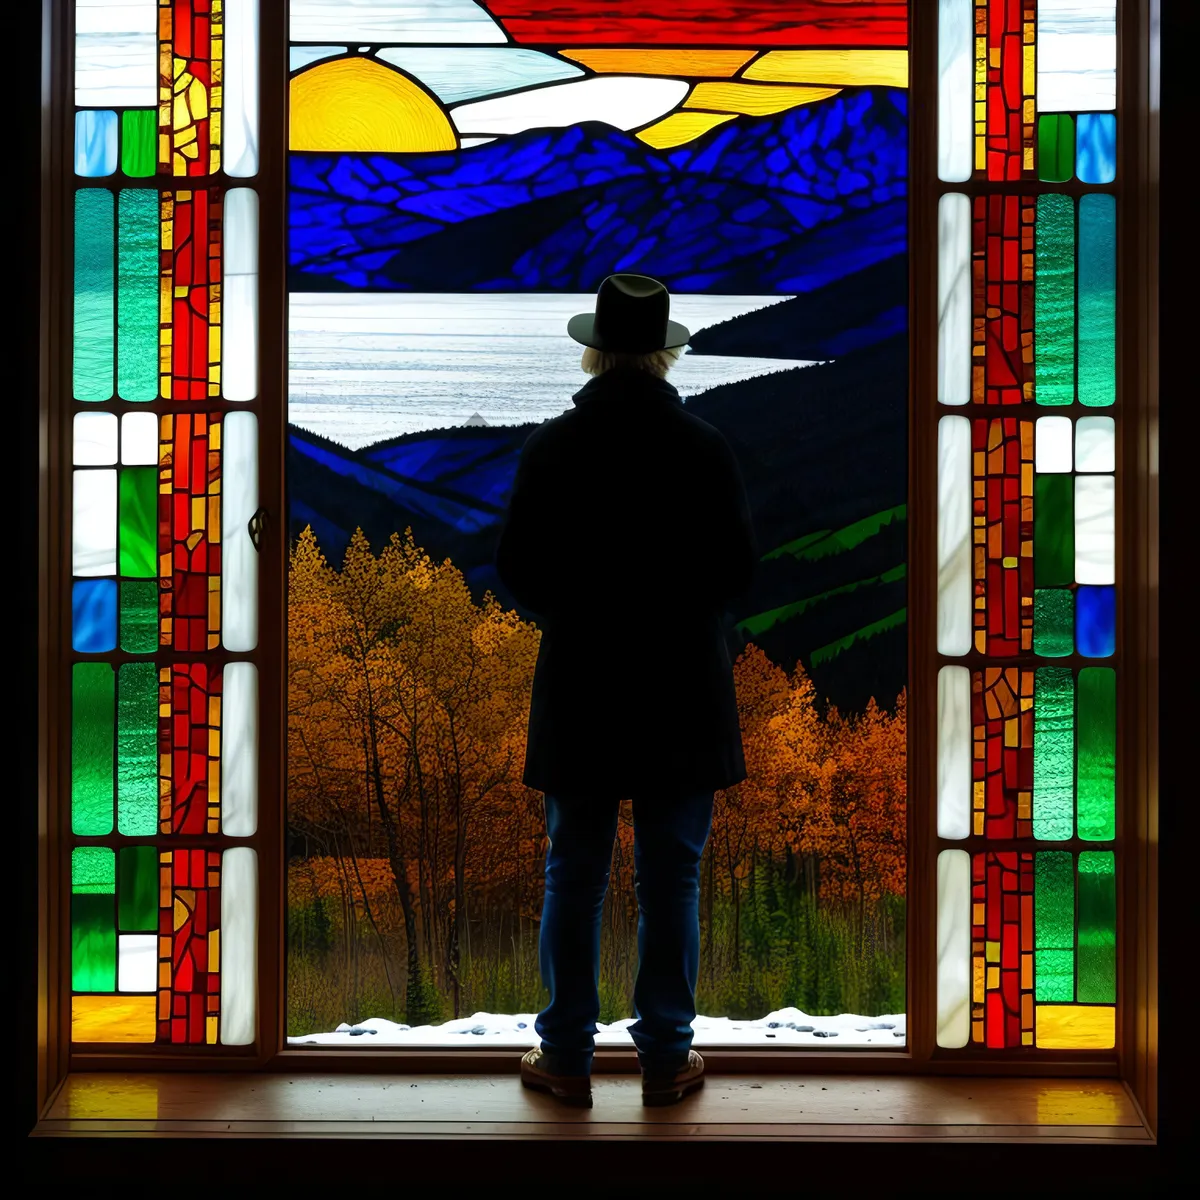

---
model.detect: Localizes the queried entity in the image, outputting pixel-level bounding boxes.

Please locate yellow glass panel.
[743,49,909,89]
[559,48,755,77]
[684,82,841,117]
[290,57,457,153]
[71,995,157,1043]
[636,110,738,149]
[1035,1005,1116,1049]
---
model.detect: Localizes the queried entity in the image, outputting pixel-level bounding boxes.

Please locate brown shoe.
[641,1050,705,1107]
[519,1047,593,1108]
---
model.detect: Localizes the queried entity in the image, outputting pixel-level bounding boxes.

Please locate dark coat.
[495,366,758,800]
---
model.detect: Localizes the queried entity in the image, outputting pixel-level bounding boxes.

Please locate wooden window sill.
[33,1071,1153,1144]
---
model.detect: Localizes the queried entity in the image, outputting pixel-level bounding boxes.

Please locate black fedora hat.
[568,274,690,354]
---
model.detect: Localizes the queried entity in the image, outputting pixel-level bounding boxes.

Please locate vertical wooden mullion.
[906,0,939,1067]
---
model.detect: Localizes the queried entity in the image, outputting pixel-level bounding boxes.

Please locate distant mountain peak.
[463,412,489,426]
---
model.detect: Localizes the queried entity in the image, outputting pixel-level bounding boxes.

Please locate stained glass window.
[67,1,261,1046]
[935,0,1118,1051]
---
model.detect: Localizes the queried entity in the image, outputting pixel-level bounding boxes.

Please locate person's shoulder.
[521,408,578,456]
[670,404,734,453]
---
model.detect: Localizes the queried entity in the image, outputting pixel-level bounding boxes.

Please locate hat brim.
[567,312,691,352]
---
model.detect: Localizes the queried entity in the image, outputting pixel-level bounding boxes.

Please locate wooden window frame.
[32,0,1160,1134]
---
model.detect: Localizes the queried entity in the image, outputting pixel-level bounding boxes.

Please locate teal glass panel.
[1035,194,1075,406]
[1077,667,1116,841]
[120,580,159,653]
[118,188,158,401]
[118,663,159,836]
[118,466,157,578]
[1077,851,1116,1003]
[1034,475,1075,587]
[1035,851,1074,1001]
[74,189,114,401]
[118,846,159,931]
[1034,587,1074,657]
[1034,667,1074,841]
[72,663,113,836]
[1079,194,1116,407]
[120,109,157,177]
[1036,114,1074,182]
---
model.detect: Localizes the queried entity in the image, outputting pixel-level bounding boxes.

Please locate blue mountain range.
[289,87,907,294]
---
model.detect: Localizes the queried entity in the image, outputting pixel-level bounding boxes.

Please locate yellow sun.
[290,57,458,153]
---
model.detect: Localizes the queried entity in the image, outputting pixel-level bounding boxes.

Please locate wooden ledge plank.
[42,1072,1145,1137]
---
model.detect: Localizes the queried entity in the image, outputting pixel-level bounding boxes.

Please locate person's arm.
[495,428,559,617]
[708,432,758,608]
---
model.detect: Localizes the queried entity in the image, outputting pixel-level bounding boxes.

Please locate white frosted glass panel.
[223,412,259,651]
[223,190,259,402]
[291,46,343,72]
[75,110,118,176]
[938,416,972,656]
[1035,416,1073,473]
[937,850,971,1048]
[451,77,688,138]
[377,47,583,104]
[73,469,117,577]
[937,0,973,181]
[1075,475,1115,584]
[222,664,259,836]
[76,0,157,107]
[117,934,157,992]
[1037,0,1116,112]
[224,1,260,177]
[938,193,970,405]
[220,848,258,1046]
[120,412,159,465]
[291,0,507,42]
[1075,416,1115,472]
[937,666,971,840]
[74,412,117,465]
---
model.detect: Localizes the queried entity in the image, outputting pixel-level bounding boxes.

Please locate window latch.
[248,507,269,552]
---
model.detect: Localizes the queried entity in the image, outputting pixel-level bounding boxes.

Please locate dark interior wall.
[15,0,1194,1180]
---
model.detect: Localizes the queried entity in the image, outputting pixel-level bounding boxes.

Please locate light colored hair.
[580,344,684,379]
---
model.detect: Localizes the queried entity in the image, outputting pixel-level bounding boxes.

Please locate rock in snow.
[290,1007,906,1048]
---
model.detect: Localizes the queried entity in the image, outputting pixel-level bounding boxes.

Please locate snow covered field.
[289,1008,906,1049]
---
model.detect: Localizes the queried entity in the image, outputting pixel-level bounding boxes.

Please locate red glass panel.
[485,1,908,46]
[159,412,221,651]
[159,0,221,176]
[972,417,1033,655]
[972,850,1034,1047]
[158,662,221,836]
[160,189,222,401]
[972,667,1034,838]
[972,194,1034,406]
[158,848,220,1044]
[976,0,1035,180]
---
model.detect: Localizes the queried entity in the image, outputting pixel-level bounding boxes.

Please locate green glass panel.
[1035,193,1075,406]
[74,189,113,402]
[120,580,159,653]
[118,663,159,836]
[119,466,157,578]
[1078,851,1116,1003]
[1034,475,1075,587]
[1077,667,1116,841]
[118,846,159,931]
[1079,194,1116,407]
[72,663,113,836]
[1034,588,1074,657]
[72,893,116,992]
[72,846,115,895]
[1037,114,1075,182]
[118,188,158,401]
[1035,851,1074,1001]
[120,109,156,177]
[1034,667,1074,840]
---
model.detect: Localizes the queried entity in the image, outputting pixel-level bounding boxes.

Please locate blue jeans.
[534,791,714,1077]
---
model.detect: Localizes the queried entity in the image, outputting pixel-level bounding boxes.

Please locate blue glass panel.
[1076,585,1115,658]
[288,88,908,293]
[1076,113,1116,184]
[75,110,118,177]
[72,579,118,652]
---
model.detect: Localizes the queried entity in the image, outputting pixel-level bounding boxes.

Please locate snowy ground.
[289,1008,906,1049]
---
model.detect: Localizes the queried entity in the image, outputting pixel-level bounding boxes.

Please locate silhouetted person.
[496,274,757,1107]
